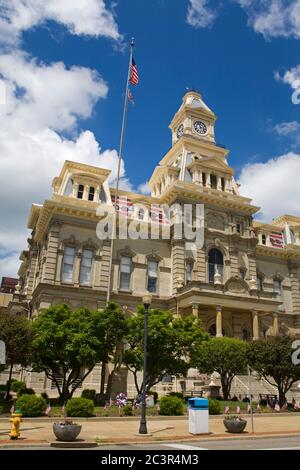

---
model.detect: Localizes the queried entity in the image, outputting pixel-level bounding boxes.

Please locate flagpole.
[106,37,135,304]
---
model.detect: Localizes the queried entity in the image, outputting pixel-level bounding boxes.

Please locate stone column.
[72,182,79,198]
[217,176,222,191]
[216,305,223,337]
[206,173,211,188]
[252,310,259,340]
[171,240,185,294]
[273,313,279,336]
[192,303,199,318]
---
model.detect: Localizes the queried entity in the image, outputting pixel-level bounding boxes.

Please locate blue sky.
[0,0,300,277]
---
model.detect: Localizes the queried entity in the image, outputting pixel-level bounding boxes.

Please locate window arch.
[208,248,224,283]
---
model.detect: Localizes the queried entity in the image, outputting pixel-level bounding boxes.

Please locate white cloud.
[235,0,300,39]
[0,0,120,46]
[137,182,151,195]
[239,152,300,221]
[273,121,300,147]
[186,0,217,28]
[0,51,131,278]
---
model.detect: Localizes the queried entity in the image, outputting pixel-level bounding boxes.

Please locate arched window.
[209,324,225,337]
[242,328,250,341]
[79,249,93,286]
[208,248,224,283]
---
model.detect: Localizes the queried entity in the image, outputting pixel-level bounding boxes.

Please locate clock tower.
[170,90,216,146]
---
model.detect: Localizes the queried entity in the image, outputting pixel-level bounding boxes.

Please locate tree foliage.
[123,308,208,394]
[247,336,300,405]
[0,312,32,399]
[191,337,247,400]
[32,303,126,402]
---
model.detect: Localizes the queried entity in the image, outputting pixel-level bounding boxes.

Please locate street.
[1,435,300,451]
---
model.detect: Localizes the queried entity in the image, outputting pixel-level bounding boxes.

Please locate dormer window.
[236,223,241,234]
[88,187,95,201]
[221,177,225,191]
[211,174,217,189]
[202,172,206,186]
[77,184,84,199]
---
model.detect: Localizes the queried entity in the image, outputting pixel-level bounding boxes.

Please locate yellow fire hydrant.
[9,408,23,440]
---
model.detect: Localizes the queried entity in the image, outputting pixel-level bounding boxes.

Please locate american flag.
[150,205,170,226]
[10,402,14,414]
[128,88,135,106]
[112,196,134,218]
[45,402,52,416]
[270,232,284,248]
[129,57,139,85]
[224,406,230,414]
[236,405,241,414]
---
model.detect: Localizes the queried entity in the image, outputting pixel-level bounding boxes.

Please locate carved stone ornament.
[224,276,249,294]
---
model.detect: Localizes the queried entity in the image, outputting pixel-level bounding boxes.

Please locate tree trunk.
[5,363,14,401]
[278,388,286,407]
[105,370,115,401]
[100,361,106,395]
[220,374,230,401]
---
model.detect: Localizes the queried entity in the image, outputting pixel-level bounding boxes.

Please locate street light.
[138,292,152,435]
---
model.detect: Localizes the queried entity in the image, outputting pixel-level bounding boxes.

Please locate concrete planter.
[53,422,82,441]
[223,418,247,433]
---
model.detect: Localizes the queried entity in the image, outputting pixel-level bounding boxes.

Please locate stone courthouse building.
[7,91,300,396]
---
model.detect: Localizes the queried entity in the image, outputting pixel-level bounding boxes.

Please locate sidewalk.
[1,414,300,446]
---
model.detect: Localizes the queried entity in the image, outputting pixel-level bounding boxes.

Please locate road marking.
[164,444,207,451]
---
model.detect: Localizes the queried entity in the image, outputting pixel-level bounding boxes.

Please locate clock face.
[176,124,184,139]
[194,121,207,135]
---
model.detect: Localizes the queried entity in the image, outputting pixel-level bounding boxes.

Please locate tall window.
[208,248,223,284]
[221,177,225,191]
[210,174,217,189]
[119,256,132,290]
[202,172,206,186]
[257,275,263,291]
[186,262,193,284]
[62,246,75,283]
[79,249,93,286]
[274,278,282,295]
[147,260,158,293]
[88,187,95,201]
[77,184,84,199]
[239,268,246,280]
[261,234,266,245]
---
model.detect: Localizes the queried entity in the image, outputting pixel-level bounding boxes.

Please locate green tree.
[32,304,120,402]
[191,337,247,400]
[0,312,32,400]
[97,302,128,399]
[123,308,207,394]
[247,336,300,406]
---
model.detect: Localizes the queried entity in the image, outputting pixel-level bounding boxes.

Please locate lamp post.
[139,292,152,435]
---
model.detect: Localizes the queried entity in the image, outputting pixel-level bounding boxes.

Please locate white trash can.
[188,397,209,435]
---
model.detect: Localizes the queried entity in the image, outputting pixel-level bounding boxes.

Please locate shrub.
[209,399,221,415]
[159,396,184,416]
[259,399,267,406]
[16,395,46,417]
[242,397,250,403]
[168,392,184,400]
[66,397,94,417]
[123,404,133,416]
[81,389,96,401]
[11,381,26,394]
[20,388,35,397]
[0,384,7,391]
[231,396,238,402]
[41,392,48,400]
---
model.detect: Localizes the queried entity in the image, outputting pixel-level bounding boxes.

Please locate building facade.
[7,91,300,396]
